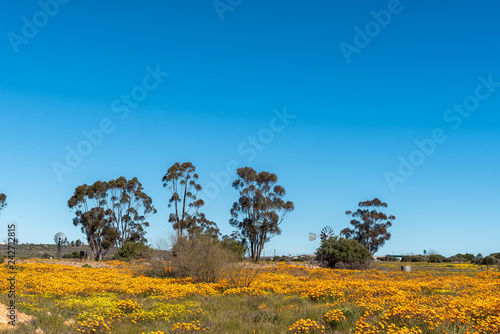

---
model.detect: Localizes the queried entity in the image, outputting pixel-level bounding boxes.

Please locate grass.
[1,260,499,333]
[1,293,360,334]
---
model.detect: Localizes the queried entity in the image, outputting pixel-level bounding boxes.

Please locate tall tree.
[107,176,157,246]
[68,181,117,261]
[340,198,395,254]
[230,167,294,263]
[68,177,156,261]
[162,162,217,240]
[0,193,6,213]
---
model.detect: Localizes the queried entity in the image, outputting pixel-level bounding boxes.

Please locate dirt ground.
[0,303,36,330]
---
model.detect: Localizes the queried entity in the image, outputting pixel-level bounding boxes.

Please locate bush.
[220,237,247,261]
[63,251,80,259]
[169,235,237,283]
[428,254,446,263]
[463,253,476,261]
[142,259,173,278]
[448,254,465,262]
[490,253,500,260]
[401,255,425,262]
[40,252,51,259]
[114,241,152,261]
[482,256,497,266]
[315,236,372,270]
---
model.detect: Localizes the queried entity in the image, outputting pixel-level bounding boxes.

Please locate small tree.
[75,239,82,247]
[230,167,294,263]
[0,193,6,214]
[316,236,371,269]
[341,198,395,254]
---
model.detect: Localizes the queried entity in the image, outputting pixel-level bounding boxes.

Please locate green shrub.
[82,264,91,268]
[490,253,500,260]
[401,255,425,262]
[63,251,80,259]
[220,237,247,261]
[463,253,476,261]
[114,241,152,261]
[482,256,497,266]
[315,236,372,270]
[428,254,446,263]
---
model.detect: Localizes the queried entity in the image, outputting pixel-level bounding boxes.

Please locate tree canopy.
[230,167,294,263]
[341,198,395,254]
[0,193,6,213]
[162,162,218,240]
[68,177,156,261]
[316,236,372,269]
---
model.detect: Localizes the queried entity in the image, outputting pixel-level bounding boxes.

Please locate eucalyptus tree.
[68,177,156,261]
[341,198,395,254]
[107,176,157,246]
[0,193,6,213]
[162,162,218,241]
[230,167,294,263]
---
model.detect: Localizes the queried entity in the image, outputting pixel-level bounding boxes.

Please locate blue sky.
[0,0,499,257]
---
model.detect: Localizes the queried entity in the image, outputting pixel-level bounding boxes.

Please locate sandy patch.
[0,303,36,330]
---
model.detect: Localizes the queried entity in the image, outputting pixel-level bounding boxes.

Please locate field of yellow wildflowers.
[1,260,499,333]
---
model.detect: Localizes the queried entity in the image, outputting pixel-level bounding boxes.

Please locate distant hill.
[5,243,118,260]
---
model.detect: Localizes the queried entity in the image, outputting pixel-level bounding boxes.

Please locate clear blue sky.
[1,0,499,257]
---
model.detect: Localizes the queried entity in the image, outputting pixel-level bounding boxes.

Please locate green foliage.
[75,239,82,247]
[230,167,294,263]
[113,241,152,260]
[316,236,372,269]
[482,256,497,266]
[82,264,92,268]
[62,251,81,259]
[464,253,476,261]
[341,198,395,254]
[221,234,247,261]
[68,177,156,261]
[490,253,500,259]
[0,193,6,212]
[162,162,219,241]
[428,254,446,263]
